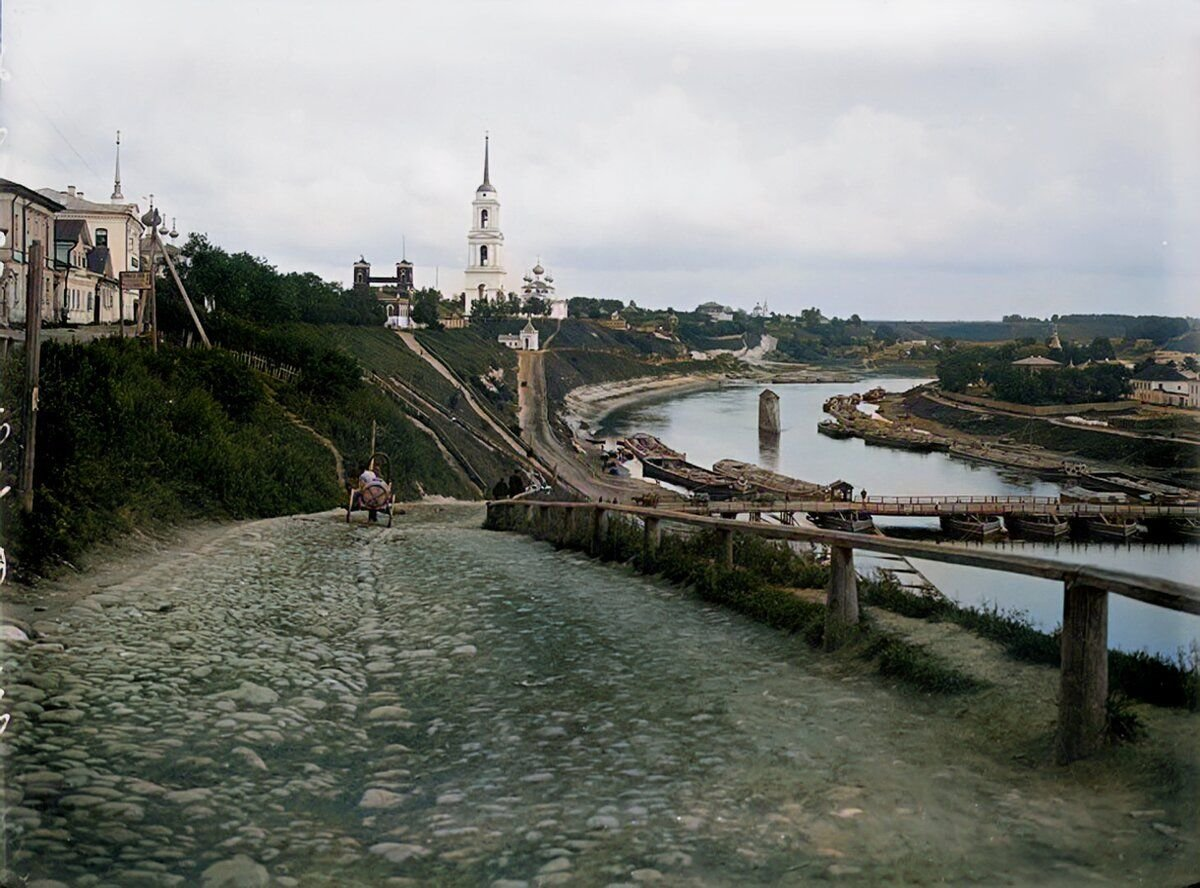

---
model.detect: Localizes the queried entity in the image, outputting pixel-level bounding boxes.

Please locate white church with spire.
[462,134,507,316]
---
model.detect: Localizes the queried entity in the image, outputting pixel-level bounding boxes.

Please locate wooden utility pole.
[20,241,44,513]
[153,228,210,348]
[149,251,158,352]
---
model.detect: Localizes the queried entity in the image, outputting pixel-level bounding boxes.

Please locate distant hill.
[868,315,1192,345]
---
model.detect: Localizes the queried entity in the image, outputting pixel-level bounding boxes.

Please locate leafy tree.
[1184,356,1199,373]
[873,323,899,345]
[411,288,442,328]
[800,307,825,329]
[523,295,548,316]
[1089,336,1116,361]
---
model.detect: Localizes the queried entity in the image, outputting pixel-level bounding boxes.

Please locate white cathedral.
[463,135,506,316]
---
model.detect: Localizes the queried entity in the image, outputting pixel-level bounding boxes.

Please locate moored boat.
[1006,512,1070,540]
[712,460,825,498]
[817,421,855,439]
[939,513,1003,539]
[622,433,686,462]
[1083,514,1141,541]
[809,510,875,533]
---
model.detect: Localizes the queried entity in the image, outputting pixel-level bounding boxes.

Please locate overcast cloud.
[2,0,1197,319]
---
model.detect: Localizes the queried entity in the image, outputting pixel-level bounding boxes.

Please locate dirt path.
[517,350,670,501]
[396,331,534,464]
[281,407,346,488]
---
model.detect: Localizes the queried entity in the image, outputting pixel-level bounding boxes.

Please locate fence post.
[719,527,734,568]
[1056,581,1109,763]
[642,517,660,569]
[591,506,607,555]
[825,545,860,650]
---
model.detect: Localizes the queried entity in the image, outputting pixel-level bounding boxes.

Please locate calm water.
[597,379,1200,659]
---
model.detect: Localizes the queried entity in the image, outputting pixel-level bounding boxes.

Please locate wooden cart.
[347,450,395,527]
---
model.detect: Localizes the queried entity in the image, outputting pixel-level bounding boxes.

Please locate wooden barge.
[621,434,745,500]
[817,421,855,440]
[1005,513,1070,540]
[860,429,952,453]
[939,513,1004,539]
[809,510,875,533]
[1081,514,1141,541]
[711,460,826,498]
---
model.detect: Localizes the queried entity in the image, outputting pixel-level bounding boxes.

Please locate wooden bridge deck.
[674,495,1200,519]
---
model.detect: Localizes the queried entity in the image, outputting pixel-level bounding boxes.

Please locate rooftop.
[39,187,138,217]
[1011,355,1062,367]
[0,178,65,212]
[1133,363,1191,382]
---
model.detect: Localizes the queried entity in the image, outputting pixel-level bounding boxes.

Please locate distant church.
[463,134,506,316]
[353,255,414,328]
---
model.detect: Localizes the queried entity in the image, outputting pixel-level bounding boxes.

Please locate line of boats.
[807,510,1191,541]
[612,433,1200,542]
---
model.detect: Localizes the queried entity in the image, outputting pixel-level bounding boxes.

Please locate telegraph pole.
[20,241,44,513]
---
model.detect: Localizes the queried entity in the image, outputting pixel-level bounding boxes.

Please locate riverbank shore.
[563,365,862,432]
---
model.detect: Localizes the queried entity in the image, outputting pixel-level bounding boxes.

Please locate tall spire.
[478,132,492,192]
[111,130,124,202]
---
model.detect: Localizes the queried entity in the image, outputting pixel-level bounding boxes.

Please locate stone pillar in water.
[758,389,780,434]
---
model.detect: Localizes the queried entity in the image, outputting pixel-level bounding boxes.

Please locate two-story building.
[39,182,143,322]
[53,220,121,324]
[1131,363,1200,408]
[1,178,64,325]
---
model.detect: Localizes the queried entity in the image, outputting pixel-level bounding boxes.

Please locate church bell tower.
[463,134,506,316]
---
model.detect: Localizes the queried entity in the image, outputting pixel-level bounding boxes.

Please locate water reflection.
[758,429,780,470]
[598,378,1200,657]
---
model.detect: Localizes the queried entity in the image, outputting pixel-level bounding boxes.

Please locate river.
[595,377,1200,660]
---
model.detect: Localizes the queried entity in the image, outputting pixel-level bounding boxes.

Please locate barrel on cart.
[347,451,395,527]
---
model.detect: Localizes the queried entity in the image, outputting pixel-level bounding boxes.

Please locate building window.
[480,245,488,266]
[480,209,489,229]
[87,294,94,312]
[95,228,108,247]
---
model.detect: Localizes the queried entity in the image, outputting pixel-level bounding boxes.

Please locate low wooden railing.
[486,499,1200,764]
[675,498,1200,519]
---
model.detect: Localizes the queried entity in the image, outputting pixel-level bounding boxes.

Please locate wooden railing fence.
[486,499,1200,764]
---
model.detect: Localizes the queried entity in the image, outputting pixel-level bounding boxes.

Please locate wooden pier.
[486,499,1200,764]
[674,495,1200,520]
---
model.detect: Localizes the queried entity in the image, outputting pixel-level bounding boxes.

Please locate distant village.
[3,133,1197,409]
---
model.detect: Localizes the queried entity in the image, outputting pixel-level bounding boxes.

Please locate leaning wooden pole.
[154,229,210,348]
[20,241,45,513]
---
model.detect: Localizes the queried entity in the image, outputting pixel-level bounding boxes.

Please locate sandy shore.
[563,372,726,430]
[562,366,862,433]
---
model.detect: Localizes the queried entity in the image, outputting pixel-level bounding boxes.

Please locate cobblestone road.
[2,505,1194,886]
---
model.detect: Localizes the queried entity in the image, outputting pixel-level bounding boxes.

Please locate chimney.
[67,185,76,196]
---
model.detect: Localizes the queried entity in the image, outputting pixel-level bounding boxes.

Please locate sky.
[1,0,1197,320]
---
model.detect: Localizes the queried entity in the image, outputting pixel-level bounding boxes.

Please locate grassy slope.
[5,341,344,575]
[330,325,523,492]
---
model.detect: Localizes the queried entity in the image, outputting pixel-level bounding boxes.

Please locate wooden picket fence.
[224,349,300,383]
